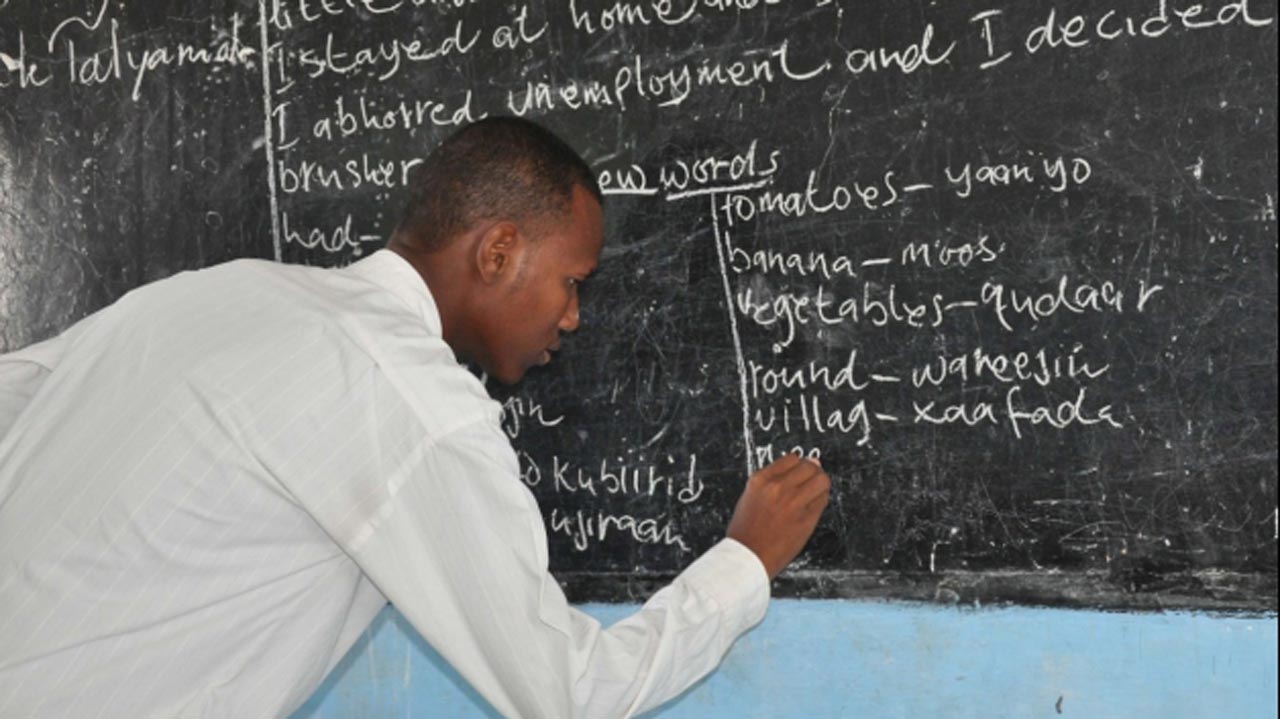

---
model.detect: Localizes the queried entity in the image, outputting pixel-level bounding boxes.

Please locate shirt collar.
[345,249,444,337]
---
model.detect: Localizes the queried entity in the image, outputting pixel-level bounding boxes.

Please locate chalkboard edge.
[556,569,1278,613]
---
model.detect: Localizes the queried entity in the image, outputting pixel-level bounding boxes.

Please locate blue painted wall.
[291,601,1277,719]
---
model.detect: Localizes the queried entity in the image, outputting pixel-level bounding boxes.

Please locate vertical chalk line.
[257,0,282,262]
[708,195,756,477]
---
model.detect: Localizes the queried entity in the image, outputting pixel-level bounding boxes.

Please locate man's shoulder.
[377,339,502,442]
[139,256,503,436]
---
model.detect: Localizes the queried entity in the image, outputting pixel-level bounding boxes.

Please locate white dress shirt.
[0,250,770,719]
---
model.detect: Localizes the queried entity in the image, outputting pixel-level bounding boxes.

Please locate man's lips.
[542,337,563,363]
[539,343,559,365]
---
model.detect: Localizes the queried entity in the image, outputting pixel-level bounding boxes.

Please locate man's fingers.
[777,459,823,486]
[800,472,831,505]
[794,462,827,487]
[805,489,830,514]
[758,452,804,479]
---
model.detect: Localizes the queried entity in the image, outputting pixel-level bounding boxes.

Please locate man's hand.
[725,453,831,580]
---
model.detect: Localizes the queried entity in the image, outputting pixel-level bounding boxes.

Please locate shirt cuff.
[677,537,771,636]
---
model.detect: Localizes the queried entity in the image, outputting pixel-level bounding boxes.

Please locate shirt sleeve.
[346,419,770,719]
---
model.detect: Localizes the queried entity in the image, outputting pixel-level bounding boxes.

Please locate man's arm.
[342,418,826,719]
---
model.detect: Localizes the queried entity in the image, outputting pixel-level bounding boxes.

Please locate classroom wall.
[291,601,1278,719]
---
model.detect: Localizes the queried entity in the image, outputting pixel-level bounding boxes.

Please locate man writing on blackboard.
[0,117,830,718]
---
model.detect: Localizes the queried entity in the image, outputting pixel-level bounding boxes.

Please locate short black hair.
[393,117,602,251]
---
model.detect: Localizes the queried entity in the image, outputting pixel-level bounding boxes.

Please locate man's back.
[0,253,491,717]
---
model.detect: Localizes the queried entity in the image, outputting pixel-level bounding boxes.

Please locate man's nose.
[559,294,580,332]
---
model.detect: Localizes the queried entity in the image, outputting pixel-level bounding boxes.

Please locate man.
[0,118,829,718]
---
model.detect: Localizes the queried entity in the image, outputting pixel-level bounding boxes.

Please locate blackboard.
[2,0,1276,610]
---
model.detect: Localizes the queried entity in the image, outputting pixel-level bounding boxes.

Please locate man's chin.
[493,371,525,386]
[470,358,524,386]
[479,365,521,385]
[497,360,535,385]
[482,352,554,385]
[505,356,559,384]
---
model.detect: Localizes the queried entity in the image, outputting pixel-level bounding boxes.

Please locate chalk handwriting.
[659,140,782,193]
[912,385,1122,438]
[719,169,903,226]
[981,276,1128,332]
[525,454,705,505]
[911,344,1111,389]
[843,22,955,76]
[3,13,255,99]
[945,155,1092,198]
[280,212,382,254]
[549,508,690,552]
[501,396,565,440]
[747,351,884,399]
[900,233,1005,268]
[752,392,875,446]
[295,22,480,81]
[972,1,1274,70]
[508,40,826,113]
[276,154,423,194]
[568,0,783,35]
[310,91,481,139]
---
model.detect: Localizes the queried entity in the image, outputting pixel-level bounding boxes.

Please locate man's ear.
[475,220,522,284]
